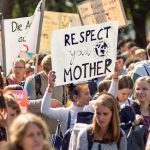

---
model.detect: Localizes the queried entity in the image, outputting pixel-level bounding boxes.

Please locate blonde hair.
[41,55,51,73]
[92,93,120,143]
[13,58,26,68]
[135,76,150,85]
[9,113,51,150]
[134,76,150,102]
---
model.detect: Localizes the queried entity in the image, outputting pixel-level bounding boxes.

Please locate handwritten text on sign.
[51,22,118,86]
[77,0,127,27]
[40,11,81,53]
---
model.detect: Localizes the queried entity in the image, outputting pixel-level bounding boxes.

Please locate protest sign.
[3,90,28,113]
[51,21,118,86]
[3,0,44,75]
[77,0,127,27]
[40,11,81,53]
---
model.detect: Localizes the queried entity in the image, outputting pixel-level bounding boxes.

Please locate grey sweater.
[76,127,127,150]
[41,90,84,134]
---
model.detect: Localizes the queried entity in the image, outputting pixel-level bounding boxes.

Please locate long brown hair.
[92,93,120,143]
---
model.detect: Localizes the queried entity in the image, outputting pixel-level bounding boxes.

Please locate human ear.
[73,95,77,102]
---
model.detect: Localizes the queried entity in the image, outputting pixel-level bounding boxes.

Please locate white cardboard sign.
[51,21,118,86]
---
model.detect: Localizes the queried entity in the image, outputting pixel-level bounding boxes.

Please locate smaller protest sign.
[77,0,127,27]
[3,90,28,113]
[40,11,81,53]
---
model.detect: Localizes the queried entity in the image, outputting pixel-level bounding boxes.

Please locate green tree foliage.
[1,0,150,47]
[122,0,150,47]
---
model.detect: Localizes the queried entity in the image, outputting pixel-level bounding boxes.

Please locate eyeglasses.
[14,66,25,69]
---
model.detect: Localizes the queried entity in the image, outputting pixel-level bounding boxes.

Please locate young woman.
[119,76,150,149]
[4,93,21,127]
[1,113,52,150]
[120,76,150,128]
[132,76,150,127]
[76,93,127,150]
[117,75,134,106]
[41,71,91,134]
[0,92,21,142]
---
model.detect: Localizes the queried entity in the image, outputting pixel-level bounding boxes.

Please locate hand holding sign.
[47,71,56,92]
[112,62,120,80]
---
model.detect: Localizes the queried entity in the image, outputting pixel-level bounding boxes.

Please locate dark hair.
[4,93,21,115]
[117,55,126,62]
[126,41,136,49]
[68,83,88,101]
[118,76,133,90]
[117,40,126,49]
[32,53,47,66]
[38,53,47,65]
[0,91,6,109]
[98,80,111,93]
[0,73,4,89]
[68,83,78,96]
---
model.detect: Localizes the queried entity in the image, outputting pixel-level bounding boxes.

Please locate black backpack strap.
[144,65,150,76]
[117,129,123,150]
[87,128,94,150]
[67,111,71,129]
[62,86,67,106]
[34,74,42,97]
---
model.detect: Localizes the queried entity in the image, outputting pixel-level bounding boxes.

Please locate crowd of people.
[0,38,150,150]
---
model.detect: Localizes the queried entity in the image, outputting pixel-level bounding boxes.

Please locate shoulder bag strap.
[144,65,150,76]
[67,111,71,129]
[87,128,94,150]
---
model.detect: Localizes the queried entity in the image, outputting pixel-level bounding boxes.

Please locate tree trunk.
[1,0,14,19]
[132,12,147,48]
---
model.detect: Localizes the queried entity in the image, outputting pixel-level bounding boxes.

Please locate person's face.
[6,107,17,124]
[116,58,124,71]
[135,80,150,104]
[13,62,25,78]
[20,123,44,150]
[77,85,91,106]
[95,104,112,130]
[117,88,131,102]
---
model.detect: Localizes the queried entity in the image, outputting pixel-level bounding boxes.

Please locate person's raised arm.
[41,71,65,120]
[108,62,120,98]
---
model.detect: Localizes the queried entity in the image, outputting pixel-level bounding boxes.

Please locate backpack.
[125,124,147,150]
[61,112,94,150]
[52,111,71,150]
[87,79,97,97]
[61,128,73,150]
[87,128,123,150]
[34,73,42,97]
[34,74,67,103]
